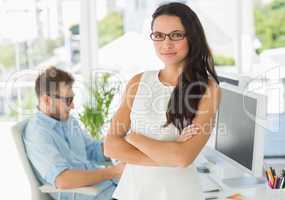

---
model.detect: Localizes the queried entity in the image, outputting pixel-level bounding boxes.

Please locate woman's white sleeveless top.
[112,70,203,200]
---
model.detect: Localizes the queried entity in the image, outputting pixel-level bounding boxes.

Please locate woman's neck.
[160,65,184,86]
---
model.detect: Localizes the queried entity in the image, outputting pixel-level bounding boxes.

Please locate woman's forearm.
[104,135,157,166]
[126,134,184,167]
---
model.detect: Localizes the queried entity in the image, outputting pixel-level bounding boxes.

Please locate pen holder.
[266,185,285,198]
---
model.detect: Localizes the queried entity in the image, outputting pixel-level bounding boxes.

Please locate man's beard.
[50,111,68,121]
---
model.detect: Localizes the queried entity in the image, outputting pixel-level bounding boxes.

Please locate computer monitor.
[217,71,252,90]
[203,83,267,187]
[216,83,267,175]
[217,71,239,86]
[218,75,239,86]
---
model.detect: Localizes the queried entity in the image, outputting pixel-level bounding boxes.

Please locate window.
[0,0,81,119]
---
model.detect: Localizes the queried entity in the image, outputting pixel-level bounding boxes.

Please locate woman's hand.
[176,124,200,142]
[125,132,138,144]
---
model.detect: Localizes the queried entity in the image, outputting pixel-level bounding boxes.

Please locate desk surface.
[197,148,285,200]
[199,173,285,200]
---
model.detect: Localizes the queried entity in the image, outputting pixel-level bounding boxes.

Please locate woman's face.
[152,15,189,67]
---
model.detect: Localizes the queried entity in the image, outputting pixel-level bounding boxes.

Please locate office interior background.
[0,0,284,199]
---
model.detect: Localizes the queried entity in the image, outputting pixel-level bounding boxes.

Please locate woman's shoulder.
[129,72,143,84]
[127,70,158,85]
[208,78,219,88]
[124,71,156,104]
[194,79,221,118]
[124,72,144,97]
[207,78,221,101]
[126,73,144,90]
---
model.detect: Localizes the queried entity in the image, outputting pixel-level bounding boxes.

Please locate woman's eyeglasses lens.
[150,31,185,41]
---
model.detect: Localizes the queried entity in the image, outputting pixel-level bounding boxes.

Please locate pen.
[280,177,285,189]
[270,167,276,176]
[267,169,274,188]
[281,169,285,189]
[265,171,271,187]
[276,177,280,189]
[281,169,285,177]
[273,176,278,189]
[265,171,269,181]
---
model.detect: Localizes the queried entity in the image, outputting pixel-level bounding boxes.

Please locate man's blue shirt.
[23,111,116,200]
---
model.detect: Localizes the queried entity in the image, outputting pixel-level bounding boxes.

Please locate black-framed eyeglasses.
[150,30,186,41]
[52,95,74,106]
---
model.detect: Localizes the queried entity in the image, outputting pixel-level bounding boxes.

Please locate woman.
[104,2,221,199]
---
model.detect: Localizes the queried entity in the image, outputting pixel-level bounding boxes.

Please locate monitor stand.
[222,176,266,188]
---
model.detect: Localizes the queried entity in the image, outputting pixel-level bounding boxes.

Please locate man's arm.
[24,127,124,189]
[79,124,111,164]
[104,73,157,166]
[125,80,221,167]
[55,163,124,189]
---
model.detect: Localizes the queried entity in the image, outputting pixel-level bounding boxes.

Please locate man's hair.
[35,66,74,98]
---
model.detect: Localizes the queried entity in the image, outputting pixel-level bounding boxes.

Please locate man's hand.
[110,162,125,179]
[176,124,200,142]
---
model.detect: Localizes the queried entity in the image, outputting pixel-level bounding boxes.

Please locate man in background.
[24,66,123,200]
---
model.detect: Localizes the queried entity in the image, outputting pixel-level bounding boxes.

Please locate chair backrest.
[12,119,53,200]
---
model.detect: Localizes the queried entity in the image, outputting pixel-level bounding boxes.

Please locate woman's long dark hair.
[151,2,219,133]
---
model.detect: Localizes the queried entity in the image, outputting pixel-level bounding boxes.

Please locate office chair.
[11,119,100,200]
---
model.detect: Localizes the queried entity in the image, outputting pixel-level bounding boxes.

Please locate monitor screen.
[215,88,257,171]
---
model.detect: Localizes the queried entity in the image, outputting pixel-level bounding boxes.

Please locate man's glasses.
[150,30,186,41]
[52,95,74,106]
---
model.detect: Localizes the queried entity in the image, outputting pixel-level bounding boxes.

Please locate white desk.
[197,150,285,200]
[199,173,285,200]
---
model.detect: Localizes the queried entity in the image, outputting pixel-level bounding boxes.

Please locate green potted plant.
[79,73,119,140]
